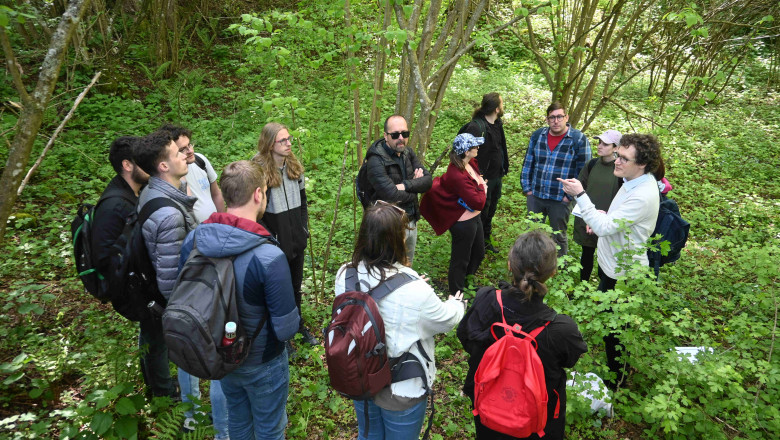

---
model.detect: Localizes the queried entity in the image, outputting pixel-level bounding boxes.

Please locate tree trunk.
[0,0,92,245]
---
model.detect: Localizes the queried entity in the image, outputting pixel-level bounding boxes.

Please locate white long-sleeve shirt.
[576,173,659,279]
[335,262,464,398]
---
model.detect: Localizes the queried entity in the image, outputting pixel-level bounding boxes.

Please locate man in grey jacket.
[133,131,198,400]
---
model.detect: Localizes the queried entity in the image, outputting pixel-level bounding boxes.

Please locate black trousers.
[598,267,624,390]
[288,251,306,330]
[580,245,596,281]
[480,177,502,242]
[448,216,485,295]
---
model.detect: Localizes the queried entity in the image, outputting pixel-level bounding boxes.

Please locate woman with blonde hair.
[253,122,317,348]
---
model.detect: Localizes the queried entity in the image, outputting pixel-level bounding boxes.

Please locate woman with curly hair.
[558,133,664,389]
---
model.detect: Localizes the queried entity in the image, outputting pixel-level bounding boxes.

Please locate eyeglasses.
[386,131,410,140]
[373,200,406,216]
[547,114,566,122]
[275,136,294,144]
[178,143,194,153]
[612,152,636,163]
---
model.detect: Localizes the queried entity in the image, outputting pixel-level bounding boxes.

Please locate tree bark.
[0,0,92,244]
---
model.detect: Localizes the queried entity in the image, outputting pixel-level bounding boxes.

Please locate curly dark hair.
[620,133,665,180]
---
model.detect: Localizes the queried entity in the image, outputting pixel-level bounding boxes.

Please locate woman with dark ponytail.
[457,230,587,439]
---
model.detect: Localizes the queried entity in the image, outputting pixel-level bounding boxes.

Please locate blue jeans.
[220,350,289,440]
[178,369,229,439]
[353,398,427,440]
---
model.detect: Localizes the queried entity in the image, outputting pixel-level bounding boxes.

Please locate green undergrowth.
[1,11,779,439]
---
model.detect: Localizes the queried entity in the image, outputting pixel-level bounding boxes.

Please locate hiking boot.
[298,326,319,346]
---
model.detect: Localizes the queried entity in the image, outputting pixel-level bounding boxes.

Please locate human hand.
[396,183,406,191]
[556,177,584,196]
[586,225,594,235]
[562,196,570,203]
[448,290,467,308]
[414,167,424,179]
[525,191,532,197]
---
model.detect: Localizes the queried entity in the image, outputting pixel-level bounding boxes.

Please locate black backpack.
[458,118,487,138]
[70,190,135,302]
[356,158,376,208]
[647,194,690,276]
[162,237,267,380]
[110,198,189,322]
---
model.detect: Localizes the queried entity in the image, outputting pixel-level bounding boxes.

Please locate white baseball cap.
[594,129,622,146]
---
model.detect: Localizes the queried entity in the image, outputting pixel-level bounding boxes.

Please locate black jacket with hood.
[457,285,587,440]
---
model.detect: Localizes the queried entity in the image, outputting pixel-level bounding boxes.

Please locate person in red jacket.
[421,133,488,294]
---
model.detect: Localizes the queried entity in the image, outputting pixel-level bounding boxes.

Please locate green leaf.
[114,416,138,438]
[516,7,529,17]
[29,388,43,398]
[3,372,24,385]
[403,5,413,19]
[115,397,136,415]
[0,10,9,28]
[90,412,113,436]
[269,79,280,89]
[18,303,43,314]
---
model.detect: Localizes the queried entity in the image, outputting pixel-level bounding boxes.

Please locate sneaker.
[298,326,319,346]
[485,243,498,254]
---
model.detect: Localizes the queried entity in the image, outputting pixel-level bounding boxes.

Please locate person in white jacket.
[335,200,466,439]
[558,133,664,390]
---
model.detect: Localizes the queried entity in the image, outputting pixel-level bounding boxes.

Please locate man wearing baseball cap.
[573,129,622,281]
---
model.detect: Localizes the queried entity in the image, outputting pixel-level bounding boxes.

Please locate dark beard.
[131,166,149,185]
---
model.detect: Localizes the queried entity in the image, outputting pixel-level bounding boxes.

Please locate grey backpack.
[162,237,266,379]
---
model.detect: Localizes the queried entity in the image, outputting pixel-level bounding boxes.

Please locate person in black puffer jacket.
[457,230,588,439]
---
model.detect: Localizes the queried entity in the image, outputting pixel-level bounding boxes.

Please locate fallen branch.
[17,70,101,196]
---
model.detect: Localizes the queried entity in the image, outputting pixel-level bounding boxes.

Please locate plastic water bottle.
[222,322,237,347]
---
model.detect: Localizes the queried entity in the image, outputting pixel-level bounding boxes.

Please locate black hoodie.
[457,285,587,439]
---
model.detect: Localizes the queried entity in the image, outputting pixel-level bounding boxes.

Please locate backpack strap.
[389,340,435,440]
[586,157,598,174]
[138,197,191,233]
[194,153,207,172]
[97,188,136,208]
[369,272,416,302]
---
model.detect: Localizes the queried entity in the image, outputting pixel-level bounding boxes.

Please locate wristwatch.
[575,190,587,199]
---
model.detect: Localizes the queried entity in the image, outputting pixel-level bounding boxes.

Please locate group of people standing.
[89,90,668,439]
[93,123,317,438]
[357,94,668,438]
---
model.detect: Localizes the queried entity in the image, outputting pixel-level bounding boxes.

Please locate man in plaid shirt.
[521,102,592,256]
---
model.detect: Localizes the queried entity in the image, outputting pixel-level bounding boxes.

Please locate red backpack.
[472,290,555,438]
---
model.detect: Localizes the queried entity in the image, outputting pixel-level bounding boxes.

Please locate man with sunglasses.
[160,124,225,223]
[521,102,591,257]
[365,115,432,264]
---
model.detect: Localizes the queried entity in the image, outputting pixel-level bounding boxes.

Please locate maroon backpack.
[324,267,416,399]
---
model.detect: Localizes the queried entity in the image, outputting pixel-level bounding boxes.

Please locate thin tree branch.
[0,27,32,104]
[17,71,102,196]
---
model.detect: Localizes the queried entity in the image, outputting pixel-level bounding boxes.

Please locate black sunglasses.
[386,131,410,140]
